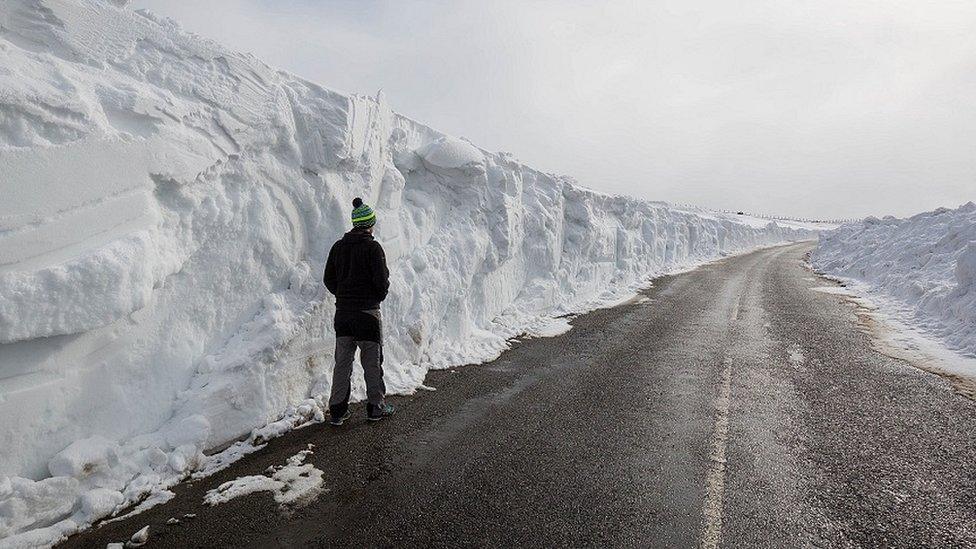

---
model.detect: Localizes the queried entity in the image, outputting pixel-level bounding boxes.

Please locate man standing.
[323,197,395,425]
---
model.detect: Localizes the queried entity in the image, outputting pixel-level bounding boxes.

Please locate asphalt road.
[62,242,976,548]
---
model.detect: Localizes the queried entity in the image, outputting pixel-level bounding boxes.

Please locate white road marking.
[701,294,740,548]
[702,356,733,549]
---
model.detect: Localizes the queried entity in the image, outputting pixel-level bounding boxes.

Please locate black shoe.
[329,409,351,426]
[366,403,395,422]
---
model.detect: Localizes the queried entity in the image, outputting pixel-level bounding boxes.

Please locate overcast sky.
[134,0,976,219]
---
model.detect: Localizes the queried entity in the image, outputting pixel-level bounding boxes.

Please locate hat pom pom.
[352,197,363,208]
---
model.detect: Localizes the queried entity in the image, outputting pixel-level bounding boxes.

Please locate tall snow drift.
[812,203,976,357]
[0,0,813,544]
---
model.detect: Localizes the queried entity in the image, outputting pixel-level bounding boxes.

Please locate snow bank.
[812,202,976,357]
[0,0,813,545]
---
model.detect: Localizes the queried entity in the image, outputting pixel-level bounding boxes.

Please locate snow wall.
[812,202,976,357]
[0,0,814,543]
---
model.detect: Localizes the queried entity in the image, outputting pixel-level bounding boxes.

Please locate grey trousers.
[329,312,385,415]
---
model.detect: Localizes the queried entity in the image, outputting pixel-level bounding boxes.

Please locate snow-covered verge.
[812,203,976,358]
[0,0,814,545]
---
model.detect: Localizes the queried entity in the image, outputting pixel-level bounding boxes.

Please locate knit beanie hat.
[351,197,376,228]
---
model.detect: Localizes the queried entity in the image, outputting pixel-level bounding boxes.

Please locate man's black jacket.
[323,229,390,311]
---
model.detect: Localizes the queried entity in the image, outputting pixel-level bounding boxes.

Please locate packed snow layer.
[0,0,813,545]
[203,446,323,508]
[812,203,976,357]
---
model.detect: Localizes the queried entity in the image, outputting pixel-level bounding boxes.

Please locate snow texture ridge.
[0,0,813,545]
[812,202,976,357]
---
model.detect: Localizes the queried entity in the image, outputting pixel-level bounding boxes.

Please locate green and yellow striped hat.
[351,197,376,228]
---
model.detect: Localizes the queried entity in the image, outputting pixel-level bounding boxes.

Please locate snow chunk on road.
[204,448,323,508]
[205,475,281,506]
[127,525,149,547]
